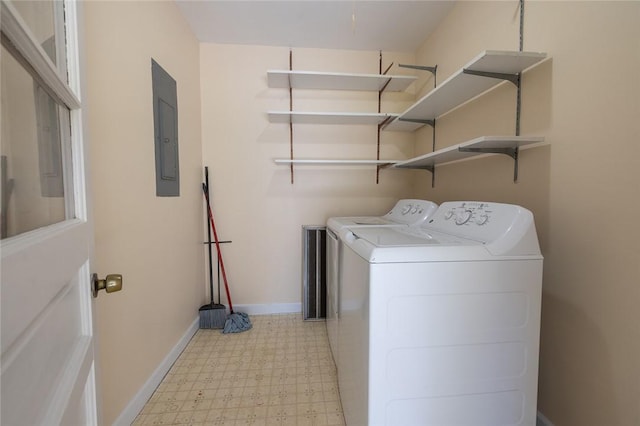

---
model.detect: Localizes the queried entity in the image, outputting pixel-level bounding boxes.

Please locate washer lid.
[351,217,393,225]
[327,199,439,232]
[327,216,402,233]
[351,226,479,247]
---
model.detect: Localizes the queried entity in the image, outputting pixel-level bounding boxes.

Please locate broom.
[199,169,227,329]
[202,183,252,334]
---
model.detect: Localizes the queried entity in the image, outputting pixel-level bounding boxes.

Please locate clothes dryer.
[338,201,543,426]
[326,199,438,365]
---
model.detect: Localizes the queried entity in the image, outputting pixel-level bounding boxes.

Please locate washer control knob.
[455,210,473,225]
[402,205,412,215]
[475,213,489,225]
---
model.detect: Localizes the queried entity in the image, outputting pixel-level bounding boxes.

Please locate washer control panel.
[384,199,439,225]
[427,201,533,243]
[442,202,492,226]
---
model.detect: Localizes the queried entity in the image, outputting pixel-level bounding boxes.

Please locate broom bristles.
[199,303,227,329]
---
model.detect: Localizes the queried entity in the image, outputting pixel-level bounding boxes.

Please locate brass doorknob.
[92,273,123,298]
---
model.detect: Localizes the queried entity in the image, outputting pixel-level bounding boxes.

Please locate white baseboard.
[232,302,301,316]
[537,410,554,426]
[113,316,199,426]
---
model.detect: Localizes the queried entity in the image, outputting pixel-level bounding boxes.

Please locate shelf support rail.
[379,61,395,94]
[376,52,395,184]
[288,49,294,184]
[519,0,525,52]
[457,146,520,182]
[376,116,395,183]
[397,63,438,185]
[515,74,522,136]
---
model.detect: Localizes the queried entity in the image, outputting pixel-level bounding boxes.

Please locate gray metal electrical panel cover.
[152,59,179,196]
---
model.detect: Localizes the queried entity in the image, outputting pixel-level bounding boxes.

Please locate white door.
[1,1,103,424]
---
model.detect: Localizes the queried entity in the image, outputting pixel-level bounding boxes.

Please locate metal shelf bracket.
[462,69,522,136]
[462,69,521,87]
[458,146,520,181]
[396,163,436,187]
[399,64,438,77]
[398,118,435,128]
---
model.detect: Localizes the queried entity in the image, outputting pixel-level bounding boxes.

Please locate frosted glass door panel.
[1,45,73,239]
[8,0,67,76]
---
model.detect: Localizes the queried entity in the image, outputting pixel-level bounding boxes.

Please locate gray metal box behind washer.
[302,226,327,320]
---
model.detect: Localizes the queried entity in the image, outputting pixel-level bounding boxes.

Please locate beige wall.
[199,45,417,307]
[84,2,204,424]
[414,2,640,424]
[82,1,639,423]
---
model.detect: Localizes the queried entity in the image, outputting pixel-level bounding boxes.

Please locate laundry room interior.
[77,1,638,425]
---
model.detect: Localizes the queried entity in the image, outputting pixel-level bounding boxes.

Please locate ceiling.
[175,1,456,53]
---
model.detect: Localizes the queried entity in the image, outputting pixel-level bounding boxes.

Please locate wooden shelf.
[392,136,544,169]
[267,70,416,92]
[384,50,547,132]
[274,159,398,166]
[267,111,396,126]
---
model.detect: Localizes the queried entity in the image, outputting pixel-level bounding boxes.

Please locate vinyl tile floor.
[132,314,345,426]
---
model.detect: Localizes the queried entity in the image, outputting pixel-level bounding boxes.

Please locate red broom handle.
[203,185,234,314]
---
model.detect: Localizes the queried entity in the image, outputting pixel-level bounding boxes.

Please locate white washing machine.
[326,200,438,366]
[327,199,439,233]
[338,201,543,426]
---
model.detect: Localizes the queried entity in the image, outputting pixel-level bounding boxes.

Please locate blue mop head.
[222,312,252,334]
